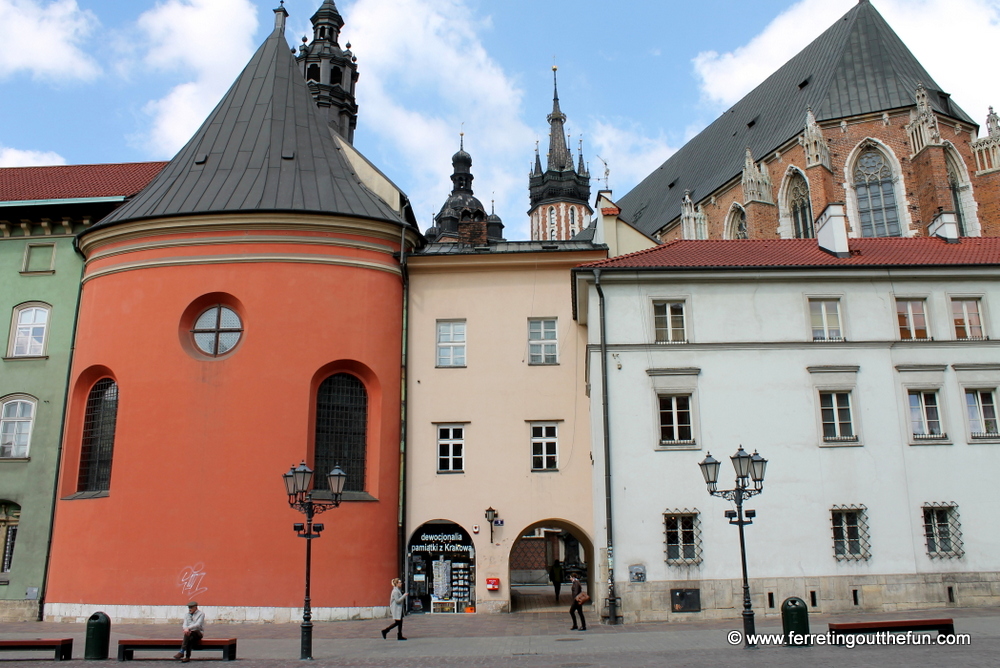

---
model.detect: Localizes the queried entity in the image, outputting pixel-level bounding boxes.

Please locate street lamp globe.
[292,461,314,494]
[731,446,752,480]
[750,451,768,485]
[327,465,347,499]
[698,453,721,490]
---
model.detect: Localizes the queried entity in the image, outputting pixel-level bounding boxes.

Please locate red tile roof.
[0,162,167,203]
[582,237,1000,269]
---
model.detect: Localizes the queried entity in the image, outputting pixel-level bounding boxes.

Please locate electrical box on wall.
[670,588,701,612]
[628,565,646,583]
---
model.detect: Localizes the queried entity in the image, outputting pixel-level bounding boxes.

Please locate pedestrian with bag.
[569,573,588,631]
[381,578,408,640]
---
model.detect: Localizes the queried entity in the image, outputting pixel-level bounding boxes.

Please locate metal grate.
[831,505,871,561]
[663,509,702,565]
[922,502,964,559]
[315,373,367,492]
[77,379,119,492]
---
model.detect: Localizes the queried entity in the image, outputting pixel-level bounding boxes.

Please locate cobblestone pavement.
[1,606,998,667]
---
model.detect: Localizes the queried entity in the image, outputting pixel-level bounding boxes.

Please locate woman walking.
[381,578,408,640]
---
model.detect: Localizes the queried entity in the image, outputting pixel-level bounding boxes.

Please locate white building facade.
[574,235,1000,623]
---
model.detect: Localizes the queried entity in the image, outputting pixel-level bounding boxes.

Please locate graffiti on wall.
[177,562,209,600]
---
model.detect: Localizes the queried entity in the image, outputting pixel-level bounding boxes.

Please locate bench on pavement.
[117,638,237,661]
[828,618,955,637]
[0,638,73,660]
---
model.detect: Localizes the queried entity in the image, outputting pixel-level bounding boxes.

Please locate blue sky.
[1,0,998,239]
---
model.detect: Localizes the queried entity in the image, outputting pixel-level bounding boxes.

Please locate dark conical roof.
[92,22,405,231]
[618,0,974,237]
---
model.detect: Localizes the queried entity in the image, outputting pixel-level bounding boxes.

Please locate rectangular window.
[528,319,558,364]
[820,392,857,442]
[22,243,55,273]
[653,301,686,343]
[896,299,928,339]
[909,390,946,439]
[436,320,466,367]
[530,423,558,471]
[658,395,694,445]
[809,299,842,341]
[831,506,870,560]
[952,299,984,339]
[966,389,999,439]
[663,511,701,564]
[922,504,964,558]
[436,425,464,473]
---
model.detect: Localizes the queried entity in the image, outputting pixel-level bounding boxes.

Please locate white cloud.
[0,0,100,81]
[693,0,1000,131]
[587,120,677,195]
[346,0,535,238]
[133,0,259,156]
[0,145,66,166]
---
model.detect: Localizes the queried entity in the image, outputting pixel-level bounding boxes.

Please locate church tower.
[529,67,592,240]
[295,0,359,142]
[427,135,504,244]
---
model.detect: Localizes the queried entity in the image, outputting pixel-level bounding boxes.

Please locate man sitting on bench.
[174,602,204,662]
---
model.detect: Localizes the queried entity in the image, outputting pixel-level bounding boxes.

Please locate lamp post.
[283,461,347,660]
[698,447,767,649]
[484,507,498,543]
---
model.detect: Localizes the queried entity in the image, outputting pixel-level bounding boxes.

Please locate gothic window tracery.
[853,147,900,237]
[787,171,814,238]
[726,205,748,240]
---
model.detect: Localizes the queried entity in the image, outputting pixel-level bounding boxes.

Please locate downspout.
[397,226,410,580]
[593,269,618,625]
[38,241,86,620]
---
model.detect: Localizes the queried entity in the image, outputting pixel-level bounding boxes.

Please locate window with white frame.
[8,303,51,357]
[437,425,464,473]
[922,503,964,558]
[0,396,35,458]
[819,391,857,442]
[530,423,558,471]
[896,299,929,340]
[909,390,946,440]
[528,319,558,364]
[663,510,701,564]
[951,298,985,339]
[653,301,686,343]
[966,389,999,439]
[809,299,842,341]
[831,505,870,560]
[658,395,694,445]
[436,320,466,367]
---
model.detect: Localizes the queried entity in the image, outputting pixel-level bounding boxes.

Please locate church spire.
[296,0,359,142]
[546,67,572,172]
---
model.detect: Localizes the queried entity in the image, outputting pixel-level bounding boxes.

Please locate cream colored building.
[405,241,606,613]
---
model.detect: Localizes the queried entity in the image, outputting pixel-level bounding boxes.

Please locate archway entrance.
[507,519,593,613]
[406,520,475,614]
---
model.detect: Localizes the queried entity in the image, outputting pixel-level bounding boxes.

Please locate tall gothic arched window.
[854,147,900,237]
[787,171,814,238]
[77,378,119,493]
[569,208,577,236]
[315,373,367,493]
[547,207,556,239]
[946,153,969,237]
[727,205,748,240]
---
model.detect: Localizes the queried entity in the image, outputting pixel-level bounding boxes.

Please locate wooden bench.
[829,618,955,637]
[0,638,73,660]
[117,638,237,661]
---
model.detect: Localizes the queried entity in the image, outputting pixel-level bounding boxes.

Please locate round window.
[192,306,243,356]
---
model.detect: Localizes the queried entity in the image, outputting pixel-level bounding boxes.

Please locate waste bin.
[85,611,111,660]
[780,596,810,646]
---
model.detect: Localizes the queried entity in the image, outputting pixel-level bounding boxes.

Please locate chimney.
[458,215,487,246]
[928,209,961,243]
[816,202,850,258]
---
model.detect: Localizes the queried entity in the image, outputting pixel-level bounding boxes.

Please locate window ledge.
[435,365,467,369]
[62,490,109,500]
[656,441,698,451]
[436,470,465,475]
[910,435,952,445]
[969,434,1000,444]
[0,457,30,463]
[341,491,378,502]
[812,337,847,343]
[19,270,55,276]
[820,440,864,448]
[2,355,49,362]
[955,336,990,341]
[528,362,560,366]
[531,468,560,473]
[654,340,689,345]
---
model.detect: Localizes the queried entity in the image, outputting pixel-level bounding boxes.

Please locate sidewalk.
[1,606,997,666]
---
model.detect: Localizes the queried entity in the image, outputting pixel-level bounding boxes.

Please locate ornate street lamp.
[698,447,767,649]
[283,461,347,660]
[484,507,498,542]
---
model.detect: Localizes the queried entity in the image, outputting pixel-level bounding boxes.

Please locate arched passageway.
[507,518,593,614]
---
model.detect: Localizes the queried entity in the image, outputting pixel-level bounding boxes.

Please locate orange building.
[43,5,419,622]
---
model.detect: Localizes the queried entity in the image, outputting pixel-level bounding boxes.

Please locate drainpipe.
[38,242,86,620]
[593,269,618,625]
[398,226,410,580]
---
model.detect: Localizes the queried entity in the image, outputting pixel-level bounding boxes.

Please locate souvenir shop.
[406,522,475,613]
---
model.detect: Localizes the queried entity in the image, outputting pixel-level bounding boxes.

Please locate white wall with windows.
[577,253,1000,622]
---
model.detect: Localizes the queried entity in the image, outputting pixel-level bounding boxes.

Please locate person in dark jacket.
[569,573,587,631]
[549,560,564,602]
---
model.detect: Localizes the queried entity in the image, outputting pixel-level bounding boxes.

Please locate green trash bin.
[85,611,111,660]
[781,597,810,646]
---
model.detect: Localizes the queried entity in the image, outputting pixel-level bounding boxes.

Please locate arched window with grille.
[786,170,814,238]
[315,373,367,493]
[0,501,18,573]
[726,205,748,239]
[853,147,901,237]
[77,378,119,493]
